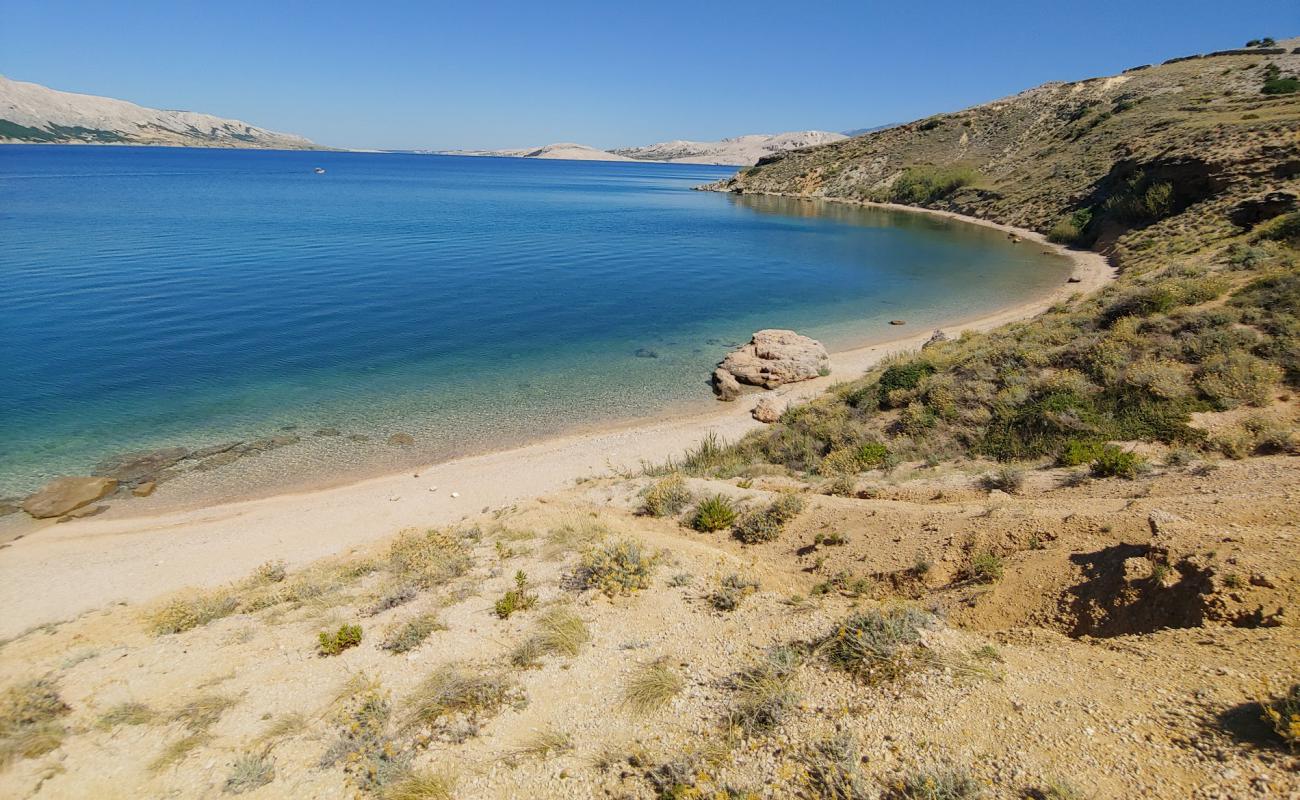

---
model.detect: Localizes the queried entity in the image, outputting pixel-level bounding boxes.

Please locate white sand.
[0,211,1112,637]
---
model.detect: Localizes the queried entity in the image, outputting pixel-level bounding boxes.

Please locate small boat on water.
[314,167,326,174]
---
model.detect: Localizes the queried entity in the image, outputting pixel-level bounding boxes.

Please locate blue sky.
[1,1,1294,150]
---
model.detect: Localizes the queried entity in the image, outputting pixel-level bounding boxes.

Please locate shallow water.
[0,146,1070,498]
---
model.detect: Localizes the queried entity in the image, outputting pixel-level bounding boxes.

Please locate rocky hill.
[0,75,321,149]
[707,39,1300,245]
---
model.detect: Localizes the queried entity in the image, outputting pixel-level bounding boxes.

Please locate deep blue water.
[0,146,1069,498]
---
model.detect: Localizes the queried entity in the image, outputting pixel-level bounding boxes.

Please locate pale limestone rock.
[717,330,829,391]
[23,476,118,519]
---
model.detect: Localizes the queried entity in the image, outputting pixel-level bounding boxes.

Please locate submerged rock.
[132,481,157,498]
[388,433,416,447]
[191,441,243,459]
[22,476,118,519]
[716,329,829,392]
[94,446,190,486]
[889,319,907,326]
[633,348,659,359]
[314,427,342,437]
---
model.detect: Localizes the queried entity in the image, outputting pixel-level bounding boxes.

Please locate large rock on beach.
[716,329,829,392]
[712,367,742,401]
[752,396,785,423]
[22,476,118,519]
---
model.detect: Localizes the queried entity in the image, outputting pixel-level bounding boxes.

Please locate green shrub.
[820,606,932,684]
[1089,446,1146,479]
[882,165,977,205]
[575,539,658,595]
[1058,438,1106,466]
[318,624,363,656]
[1196,351,1282,408]
[1262,77,1299,95]
[690,494,738,531]
[640,473,692,517]
[876,361,937,407]
[733,494,805,544]
[1252,211,1300,247]
[1258,682,1299,750]
[968,553,1004,583]
[1048,208,1095,246]
[493,571,538,619]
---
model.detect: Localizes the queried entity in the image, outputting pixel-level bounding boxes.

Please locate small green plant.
[623,657,683,714]
[1089,446,1147,479]
[575,539,658,596]
[1057,438,1105,467]
[968,552,1004,584]
[820,606,932,684]
[381,612,445,653]
[318,624,363,656]
[667,572,694,587]
[0,678,70,767]
[881,165,977,205]
[641,473,692,517]
[733,493,805,544]
[690,494,738,531]
[224,750,275,794]
[494,571,538,619]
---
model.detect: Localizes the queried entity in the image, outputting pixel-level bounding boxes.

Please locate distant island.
[433,131,849,166]
[0,75,322,149]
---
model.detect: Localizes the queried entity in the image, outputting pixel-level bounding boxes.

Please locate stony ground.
[1,439,1296,799]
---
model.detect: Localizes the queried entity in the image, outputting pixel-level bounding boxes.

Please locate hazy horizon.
[1,1,1294,150]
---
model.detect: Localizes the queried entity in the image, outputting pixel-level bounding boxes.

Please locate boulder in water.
[712,367,741,401]
[388,433,415,447]
[22,476,118,519]
[716,329,829,391]
[94,446,190,486]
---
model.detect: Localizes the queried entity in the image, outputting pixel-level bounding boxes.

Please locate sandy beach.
[0,211,1112,638]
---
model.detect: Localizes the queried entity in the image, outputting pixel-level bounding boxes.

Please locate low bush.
[1196,351,1282,409]
[321,678,408,793]
[725,647,801,734]
[881,165,977,205]
[709,573,760,612]
[0,678,70,767]
[1058,438,1106,466]
[979,466,1024,494]
[512,606,589,667]
[640,473,692,517]
[884,766,983,799]
[318,624,363,656]
[1252,210,1300,247]
[224,750,275,794]
[1048,207,1096,246]
[690,495,737,532]
[1089,446,1147,479]
[1258,682,1299,750]
[403,666,520,733]
[575,539,658,595]
[380,612,445,654]
[798,735,872,800]
[968,553,1004,584]
[387,529,472,588]
[820,606,932,684]
[733,494,805,544]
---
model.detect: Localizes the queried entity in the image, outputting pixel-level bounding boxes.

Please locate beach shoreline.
[0,204,1113,637]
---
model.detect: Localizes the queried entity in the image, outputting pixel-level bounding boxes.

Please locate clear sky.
[1,0,1295,150]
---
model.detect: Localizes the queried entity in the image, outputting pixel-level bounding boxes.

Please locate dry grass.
[403,665,520,733]
[150,732,212,772]
[380,612,445,654]
[171,692,237,733]
[379,769,457,800]
[512,727,574,760]
[0,678,70,767]
[97,701,156,729]
[223,750,275,794]
[622,657,684,714]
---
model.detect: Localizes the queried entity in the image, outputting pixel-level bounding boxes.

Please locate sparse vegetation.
[1089,446,1147,479]
[380,612,445,653]
[733,493,805,544]
[884,765,983,799]
[575,538,658,595]
[513,727,574,760]
[322,676,408,792]
[512,606,589,667]
[690,494,738,531]
[725,646,801,734]
[224,750,275,794]
[97,701,156,729]
[820,606,932,683]
[709,573,760,611]
[879,165,978,205]
[968,552,1004,584]
[493,570,538,618]
[318,623,363,656]
[979,466,1024,494]
[403,665,521,735]
[641,473,692,517]
[1258,682,1299,750]
[623,657,683,713]
[379,770,457,800]
[0,678,70,767]
[798,735,872,799]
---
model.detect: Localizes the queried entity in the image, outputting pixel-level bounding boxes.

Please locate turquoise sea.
[0,146,1070,499]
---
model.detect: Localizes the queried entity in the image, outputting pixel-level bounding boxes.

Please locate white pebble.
[450,491,460,498]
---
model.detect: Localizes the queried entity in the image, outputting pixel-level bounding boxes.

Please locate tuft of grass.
[1258,682,1299,751]
[1030,780,1091,800]
[641,473,692,517]
[147,589,240,635]
[798,735,872,800]
[258,712,307,744]
[387,529,473,588]
[318,623,363,656]
[979,466,1024,494]
[223,750,275,794]
[574,538,658,596]
[820,606,933,684]
[511,606,590,668]
[404,665,520,733]
[725,646,801,734]
[690,494,738,532]
[381,612,445,654]
[172,692,237,733]
[493,570,538,619]
[709,573,760,612]
[379,770,457,800]
[512,727,574,760]
[733,493,805,544]
[97,701,156,729]
[151,732,212,772]
[623,657,684,714]
[0,678,70,767]
[884,765,983,799]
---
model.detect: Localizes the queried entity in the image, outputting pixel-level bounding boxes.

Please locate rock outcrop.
[714,330,829,395]
[752,396,785,423]
[712,368,742,402]
[22,476,118,519]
